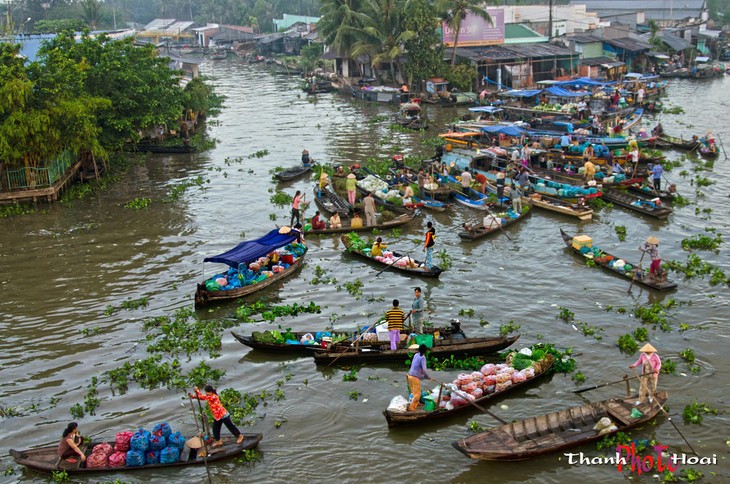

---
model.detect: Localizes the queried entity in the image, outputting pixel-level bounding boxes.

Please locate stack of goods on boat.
[357,175,402,202]
[345,233,422,269]
[89,423,186,468]
[573,236,634,274]
[251,329,339,347]
[533,178,599,198]
[202,243,306,292]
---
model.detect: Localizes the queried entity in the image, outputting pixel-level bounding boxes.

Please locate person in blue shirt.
[560,134,572,151]
[406,344,435,411]
[651,162,664,190]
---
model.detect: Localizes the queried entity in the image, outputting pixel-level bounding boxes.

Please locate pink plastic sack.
[92,443,113,456]
[480,364,496,376]
[114,431,134,453]
[86,452,108,469]
[108,451,126,467]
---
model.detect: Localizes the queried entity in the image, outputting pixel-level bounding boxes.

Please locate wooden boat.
[384,355,554,427]
[210,49,228,60]
[341,235,443,278]
[194,230,307,307]
[412,194,449,212]
[627,184,677,203]
[356,185,412,214]
[302,80,335,94]
[658,134,701,151]
[313,186,351,217]
[601,188,673,219]
[394,102,429,130]
[530,194,593,220]
[275,163,314,181]
[232,324,462,355]
[699,147,719,159]
[312,334,520,365]
[458,203,531,240]
[124,144,197,154]
[9,434,263,474]
[303,212,416,235]
[248,55,266,64]
[453,391,668,461]
[560,229,677,291]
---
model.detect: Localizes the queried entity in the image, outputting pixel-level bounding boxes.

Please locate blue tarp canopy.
[468,106,503,113]
[545,86,591,98]
[480,125,525,136]
[499,89,543,98]
[556,77,615,87]
[203,229,296,268]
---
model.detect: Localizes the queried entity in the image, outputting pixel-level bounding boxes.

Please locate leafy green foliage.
[615,225,627,241]
[468,420,484,433]
[557,306,575,322]
[617,334,639,354]
[499,320,521,336]
[681,233,722,252]
[436,249,452,270]
[682,401,717,424]
[342,368,359,382]
[678,348,695,363]
[124,197,152,209]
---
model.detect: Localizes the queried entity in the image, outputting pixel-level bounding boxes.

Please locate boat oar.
[627,250,646,294]
[630,368,697,455]
[482,201,512,241]
[188,394,213,484]
[715,133,728,160]
[375,252,411,277]
[572,374,644,393]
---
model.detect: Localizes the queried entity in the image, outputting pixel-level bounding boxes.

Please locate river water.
[0,59,728,483]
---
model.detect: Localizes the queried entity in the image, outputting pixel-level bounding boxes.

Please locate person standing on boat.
[460,167,472,190]
[318,171,330,196]
[345,173,357,206]
[290,190,305,227]
[411,287,426,333]
[640,236,662,279]
[363,192,376,226]
[423,222,436,269]
[576,99,587,121]
[629,141,640,176]
[510,183,523,213]
[583,159,596,182]
[407,344,435,411]
[57,422,85,463]
[386,299,405,350]
[651,162,663,190]
[636,87,645,106]
[417,169,428,197]
[301,149,310,165]
[189,386,245,446]
[496,170,506,206]
[629,343,661,404]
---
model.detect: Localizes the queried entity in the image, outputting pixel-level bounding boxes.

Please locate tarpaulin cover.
[556,77,615,87]
[480,125,525,136]
[500,89,543,98]
[468,106,503,113]
[204,229,297,268]
[545,86,591,98]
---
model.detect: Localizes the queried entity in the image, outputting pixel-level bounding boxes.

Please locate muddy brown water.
[0,59,728,483]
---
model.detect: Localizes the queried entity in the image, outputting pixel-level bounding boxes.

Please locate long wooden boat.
[232,324,462,355]
[356,185,411,214]
[275,163,314,181]
[530,194,593,220]
[313,186,351,217]
[560,229,677,291]
[341,235,443,278]
[303,212,416,235]
[458,203,531,240]
[627,184,677,203]
[9,434,262,474]
[312,334,520,365]
[452,392,668,461]
[194,230,308,307]
[412,195,449,212]
[601,188,673,219]
[384,355,554,427]
[658,134,701,151]
[699,147,719,160]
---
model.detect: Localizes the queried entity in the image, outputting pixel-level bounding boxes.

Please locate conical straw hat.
[646,236,659,245]
[639,343,657,353]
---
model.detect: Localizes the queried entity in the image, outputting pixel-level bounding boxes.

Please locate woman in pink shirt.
[629,343,661,404]
[290,190,304,227]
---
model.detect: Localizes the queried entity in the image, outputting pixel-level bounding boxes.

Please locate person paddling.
[629,343,661,405]
[189,385,245,447]
[407,344,435,411]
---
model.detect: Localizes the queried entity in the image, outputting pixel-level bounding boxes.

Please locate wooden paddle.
[627,250,646,294]
[572,374,644,394]
[188,394,213,484]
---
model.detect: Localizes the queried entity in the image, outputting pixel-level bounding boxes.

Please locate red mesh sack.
[92,443,113,456]
[86,452,108,469]
[114,431,134,453]
[108,451,126,468]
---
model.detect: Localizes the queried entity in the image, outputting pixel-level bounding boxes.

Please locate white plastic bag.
[387,395,409,413]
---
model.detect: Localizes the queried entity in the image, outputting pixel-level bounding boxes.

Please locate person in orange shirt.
[189,385,244,446]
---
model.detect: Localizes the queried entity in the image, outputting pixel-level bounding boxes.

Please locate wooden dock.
[0,160,82,205]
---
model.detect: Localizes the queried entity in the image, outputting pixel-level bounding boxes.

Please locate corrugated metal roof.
[144,19,176,31]
[661,31,691,51]
[603,37,652,52]
[580,56,622,66]
[162,21,195,34]
[567,34,604,44]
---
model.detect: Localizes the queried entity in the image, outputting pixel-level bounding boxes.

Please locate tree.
[648,20,663,50]
[437,0,492,65]
[403,0,444,88]
[350,0,416,82]
[317,0,369,58]
[79,0,104,29]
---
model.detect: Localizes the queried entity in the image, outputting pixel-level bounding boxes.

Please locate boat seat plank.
[524,418,538,438]
[179,445,192,462]
[535,415,550,435]
[547,412,563,432]
[605,403,633,426]
[569,407,587,426]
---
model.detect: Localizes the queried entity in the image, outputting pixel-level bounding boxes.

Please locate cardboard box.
[572,235,593,250]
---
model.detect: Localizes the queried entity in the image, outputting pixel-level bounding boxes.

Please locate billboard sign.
[443,9,504,47]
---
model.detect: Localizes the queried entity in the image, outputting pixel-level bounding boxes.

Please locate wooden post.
[623,374,630,397]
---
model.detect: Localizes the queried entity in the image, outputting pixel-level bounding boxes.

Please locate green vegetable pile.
[252,329,296,344]
[345,232,369,252]
[502,343,577,374]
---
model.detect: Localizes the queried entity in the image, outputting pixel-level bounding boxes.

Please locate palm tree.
[317,0,369,58]
[437,0,492,65]
[80,0,104,30]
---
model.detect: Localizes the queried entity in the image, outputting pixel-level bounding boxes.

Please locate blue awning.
[499,89,543,98]
[481,125,525,136]
[545,86,591,98]
[204,229,297,268]
[556,77,616,87]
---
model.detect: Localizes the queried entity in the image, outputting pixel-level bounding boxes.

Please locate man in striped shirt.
[386,299,405,350]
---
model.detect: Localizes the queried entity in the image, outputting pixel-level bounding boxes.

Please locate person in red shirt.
[474,172,487,194]
[311,211,326,230]
[189,385,244,446]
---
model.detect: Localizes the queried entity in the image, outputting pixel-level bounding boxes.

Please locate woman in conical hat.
[640,236,662,278]
[629,343,661,404]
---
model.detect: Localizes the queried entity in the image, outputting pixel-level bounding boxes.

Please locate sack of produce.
[480,363,497,376]
[149,435,166,451]
[108,451,126,467]
[484,385,496,394]
[86,451,109,468]
[495,381,513,392]
[145,450,161,465]
[599,424,619,436]
[511,370,527,383]
[126,449,145,467]
[92,443,113,456]
[130,429,150,452]
[160,446,181,464]
[387,395,409,413]
[114,431,134,453]
[167,432,186,450]
[204,280,220,291]
[593,417,613,431]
